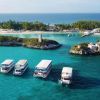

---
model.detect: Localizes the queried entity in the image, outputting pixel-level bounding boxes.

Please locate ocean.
[0,33,100,100]
[0,13,100,24]
[0,13,100,100]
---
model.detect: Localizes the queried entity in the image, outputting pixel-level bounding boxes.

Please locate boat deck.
[1,59,13,65]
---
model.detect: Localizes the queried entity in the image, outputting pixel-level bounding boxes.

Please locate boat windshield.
[2,67,9,70]
[16,70,21,72]
[62,77,69,80]
[15,65,24,69]
[35,68,47,72]
[2,64,9,67]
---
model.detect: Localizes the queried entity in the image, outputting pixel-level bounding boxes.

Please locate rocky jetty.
[0,36,61,50]
[70,42,100,55]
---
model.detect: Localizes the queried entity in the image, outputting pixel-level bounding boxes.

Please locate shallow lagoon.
[0,33,100,100]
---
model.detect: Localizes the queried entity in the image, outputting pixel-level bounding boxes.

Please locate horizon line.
[0,12,100,14]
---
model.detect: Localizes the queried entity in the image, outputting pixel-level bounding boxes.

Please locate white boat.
[0,59,14,73]
[59,67,73,85]
[13,60,28,76]
[33,60,52,78]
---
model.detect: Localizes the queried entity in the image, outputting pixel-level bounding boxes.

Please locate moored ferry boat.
[13,60,28,76]
[33,60,52,78]
[59,67,73,85]
[0,59,14,73]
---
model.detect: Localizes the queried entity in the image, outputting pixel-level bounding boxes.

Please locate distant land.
[0,20,100,32]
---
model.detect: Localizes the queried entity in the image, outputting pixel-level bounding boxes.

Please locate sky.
[0,0,100,13]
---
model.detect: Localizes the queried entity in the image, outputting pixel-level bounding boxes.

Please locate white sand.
[93,33,100,35]
[0,30,67,34]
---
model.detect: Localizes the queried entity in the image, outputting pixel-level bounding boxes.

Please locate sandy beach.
[0,29,100,36]
[0,29,68,34]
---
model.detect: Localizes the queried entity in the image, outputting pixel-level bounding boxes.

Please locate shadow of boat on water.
[70,76,100,89]
[46,68,62,83]
[21,68,34,79]
[19,63,68,80]
[12,67,34,79]
[43,63,68,83]
[5,63,100,90]
[42,63,100,90]
[68,70,100,89]
[0,67,34,79]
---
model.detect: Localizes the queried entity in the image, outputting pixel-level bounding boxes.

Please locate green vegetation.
[78,43,88,49]
[70,42,100,55]
[0,20,100,31]
[0,20,47,31]
[72,21,100,30]
[55,24,72,30]
[71,43,89,51]
[23,38,59,47]
[0,36,60,49]
[0,36,18,42]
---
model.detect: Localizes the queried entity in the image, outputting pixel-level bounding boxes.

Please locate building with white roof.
[88,43,98,52]
[92,28,100,33]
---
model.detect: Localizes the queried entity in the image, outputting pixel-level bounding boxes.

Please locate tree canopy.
[0,20,100,31]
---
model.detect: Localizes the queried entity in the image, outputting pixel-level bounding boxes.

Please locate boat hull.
[59,79,71,85]
[33,67,51,78]
[0,65,14,74]
[13,66,28,76]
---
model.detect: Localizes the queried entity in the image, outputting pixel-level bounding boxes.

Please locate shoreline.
[0,30,100,36]
[0,30,68,34]
[0,35,61,50]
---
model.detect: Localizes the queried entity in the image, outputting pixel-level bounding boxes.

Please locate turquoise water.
[0,33,100,100]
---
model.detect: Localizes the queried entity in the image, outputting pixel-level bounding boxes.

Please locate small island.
[0,35,61,50]
[70,42,100,55]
